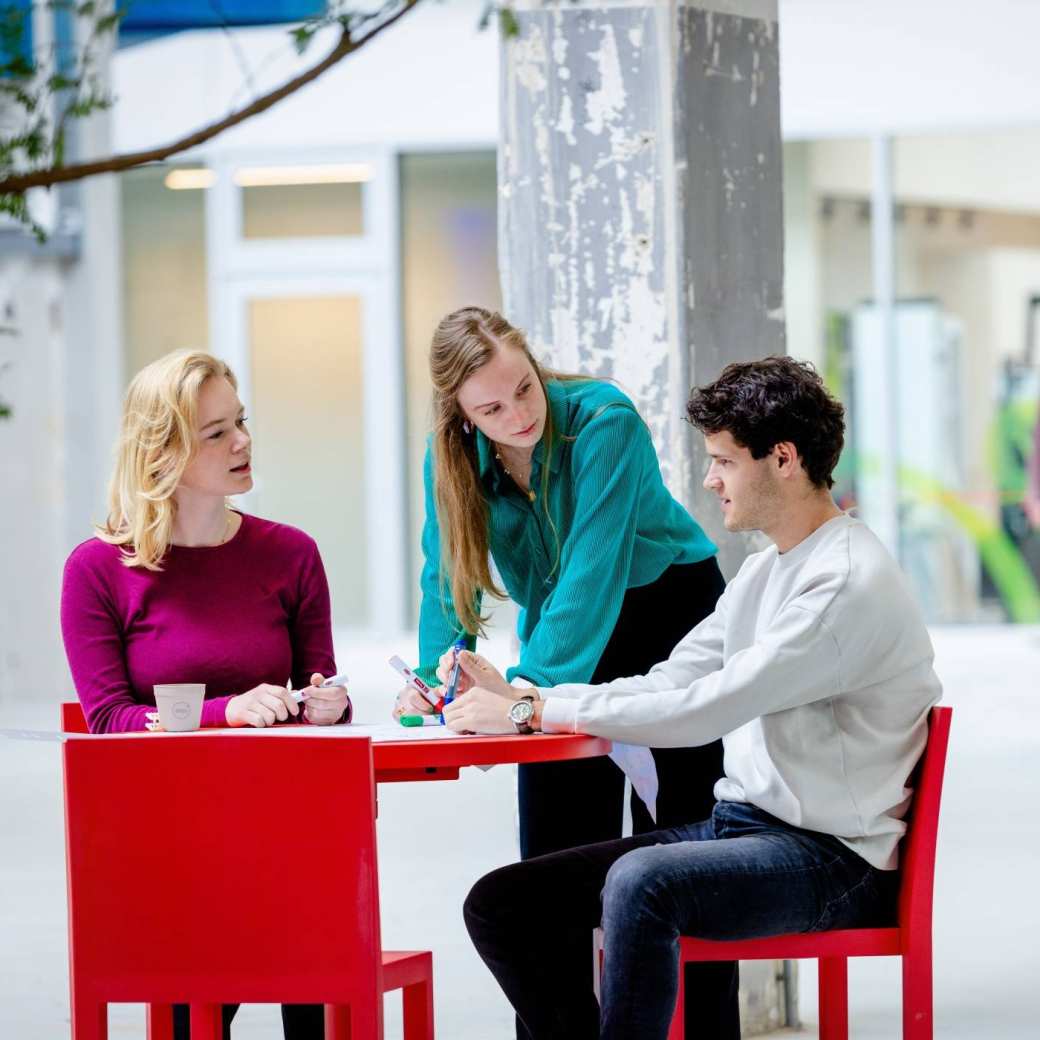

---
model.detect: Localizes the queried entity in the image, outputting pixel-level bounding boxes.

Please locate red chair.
[61,702,434,1040]
[665,705,952,1040]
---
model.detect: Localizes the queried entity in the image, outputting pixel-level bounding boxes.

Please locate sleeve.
[508,405,653,687]
[416,443,476,686]
[541,601,842,747]
[60,550,152,734]
[290,538,349,724]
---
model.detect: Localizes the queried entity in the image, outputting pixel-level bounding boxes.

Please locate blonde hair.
[430,307,588,635]
[96,350,238,570]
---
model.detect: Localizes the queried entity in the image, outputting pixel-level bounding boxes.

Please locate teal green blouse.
[417,380,716,687]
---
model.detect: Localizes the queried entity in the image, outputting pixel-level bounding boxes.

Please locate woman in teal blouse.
[400,306,726,862]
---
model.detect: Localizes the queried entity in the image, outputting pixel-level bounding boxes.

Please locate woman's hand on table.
[301,673,350,725]
[226,684,299,727]
[443,686,527,734]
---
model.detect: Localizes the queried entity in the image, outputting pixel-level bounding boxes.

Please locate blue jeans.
[464,801,898,1039]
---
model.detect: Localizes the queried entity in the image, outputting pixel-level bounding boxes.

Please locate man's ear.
[773,441,800,478]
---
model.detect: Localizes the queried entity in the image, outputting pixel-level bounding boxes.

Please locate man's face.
[702,430,782,533]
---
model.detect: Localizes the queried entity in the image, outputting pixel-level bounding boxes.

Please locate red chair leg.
[325,1004,352,1040]
[70,991,107,1040]
[146,1003,174,1040]
[666,951,686,1040]
[189,1003,223,1040]
[402,977,435,1040]
[819,956,849,1040]
[902,948,933,1039]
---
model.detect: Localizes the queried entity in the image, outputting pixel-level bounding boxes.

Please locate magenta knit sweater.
[60,513,340,733]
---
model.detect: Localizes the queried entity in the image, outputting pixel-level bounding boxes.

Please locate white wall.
[111,1,1040,158]
[112,0,499,158]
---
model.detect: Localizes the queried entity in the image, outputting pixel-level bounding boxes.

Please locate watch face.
[509,699,534,724]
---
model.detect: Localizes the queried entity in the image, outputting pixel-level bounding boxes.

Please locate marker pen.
[441,637,468,724]
[399,714,442,727]
[388,655,444,712]
[289,672,349,703]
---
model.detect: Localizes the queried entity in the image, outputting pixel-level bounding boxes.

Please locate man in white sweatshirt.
[443,356,942,1040]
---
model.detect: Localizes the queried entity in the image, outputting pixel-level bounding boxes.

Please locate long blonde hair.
[430,307,588,635]
[96,350,238,570]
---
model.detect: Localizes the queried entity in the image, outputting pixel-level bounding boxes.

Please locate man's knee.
[602,846,678,929]
[463,860,528,942]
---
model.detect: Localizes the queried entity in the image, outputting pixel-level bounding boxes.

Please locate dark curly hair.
[686,356,845,489]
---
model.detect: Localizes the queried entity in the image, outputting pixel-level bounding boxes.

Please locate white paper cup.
[153,684,205,732]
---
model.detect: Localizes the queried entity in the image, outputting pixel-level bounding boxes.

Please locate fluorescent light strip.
[233,163,373,187]
[164,168,216,190]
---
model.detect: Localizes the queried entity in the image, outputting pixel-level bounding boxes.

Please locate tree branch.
[0,0,423,196]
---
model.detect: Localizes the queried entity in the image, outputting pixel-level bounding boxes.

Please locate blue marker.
[440,637,468,724]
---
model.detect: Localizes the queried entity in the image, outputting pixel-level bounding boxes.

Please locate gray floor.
[2,625,1038,1038]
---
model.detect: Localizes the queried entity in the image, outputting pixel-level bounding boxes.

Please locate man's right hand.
[226,684,299,727]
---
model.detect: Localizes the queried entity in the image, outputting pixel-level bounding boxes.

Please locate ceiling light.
[164,168,216,190]
[233,163,372,187]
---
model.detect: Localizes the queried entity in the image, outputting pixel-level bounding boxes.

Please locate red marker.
[388,655,444,712]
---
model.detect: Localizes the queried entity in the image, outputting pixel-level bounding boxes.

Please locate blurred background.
[2,0,1040,1037]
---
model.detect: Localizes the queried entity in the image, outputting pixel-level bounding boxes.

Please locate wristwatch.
[508,695,536,735]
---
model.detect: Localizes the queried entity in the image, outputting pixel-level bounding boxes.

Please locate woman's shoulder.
[65,535,124,574]
[238,512,321,557]
[550,379,639,430]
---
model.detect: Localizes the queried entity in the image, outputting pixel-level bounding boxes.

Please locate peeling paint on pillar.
[500,0,785,579]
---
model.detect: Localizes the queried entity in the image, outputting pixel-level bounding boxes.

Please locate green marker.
[399,714,438,727]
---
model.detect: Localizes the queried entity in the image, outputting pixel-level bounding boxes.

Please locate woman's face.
[456,346,547,451]
[178,376,253,497]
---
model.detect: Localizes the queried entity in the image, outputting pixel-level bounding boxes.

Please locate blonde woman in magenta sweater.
[60,351,347,1037]
[395,307,726,868]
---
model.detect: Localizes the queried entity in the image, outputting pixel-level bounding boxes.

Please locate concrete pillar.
[499,1,791,1031]
[500,0,785,579]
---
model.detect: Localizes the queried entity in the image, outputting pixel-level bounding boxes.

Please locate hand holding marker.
[440,636,468,724]
[290,672,349,704]
[389,656,444,720]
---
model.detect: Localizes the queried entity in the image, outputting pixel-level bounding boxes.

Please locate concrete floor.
[2,625,1038,1038]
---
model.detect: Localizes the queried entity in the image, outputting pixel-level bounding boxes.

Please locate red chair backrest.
[896,705,952,946]
[62,731,382,1007]
[61,701,89,734]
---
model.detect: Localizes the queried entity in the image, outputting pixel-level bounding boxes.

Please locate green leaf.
[290,24,317,55]
[95,10,125,35]
[48,74,78,92]
[499,6,520,38]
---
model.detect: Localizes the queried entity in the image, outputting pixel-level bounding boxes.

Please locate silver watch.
[508,695,536,735]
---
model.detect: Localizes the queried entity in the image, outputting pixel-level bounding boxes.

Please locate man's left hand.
[443,686,517,734]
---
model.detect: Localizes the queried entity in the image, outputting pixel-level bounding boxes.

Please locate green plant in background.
[0,1,524,240]
[0,0,427,239]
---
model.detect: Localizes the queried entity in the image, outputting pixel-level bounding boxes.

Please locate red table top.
[372,732,610,773]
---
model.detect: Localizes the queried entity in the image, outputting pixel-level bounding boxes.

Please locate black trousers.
[515,555,731,1038]
[172,1001,324,1038]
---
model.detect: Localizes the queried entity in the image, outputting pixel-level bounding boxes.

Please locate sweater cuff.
[200,695,233,728]
[540,697,578,734]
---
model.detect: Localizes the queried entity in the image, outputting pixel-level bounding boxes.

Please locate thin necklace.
[495,447,535,502]
[219,509,235,544]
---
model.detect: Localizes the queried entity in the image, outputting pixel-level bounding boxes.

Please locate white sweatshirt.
[540,514,941,869]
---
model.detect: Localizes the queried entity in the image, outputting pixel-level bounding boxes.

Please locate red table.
[372,731,611,783]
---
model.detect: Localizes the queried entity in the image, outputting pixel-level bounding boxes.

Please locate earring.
[462,420,472,434]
